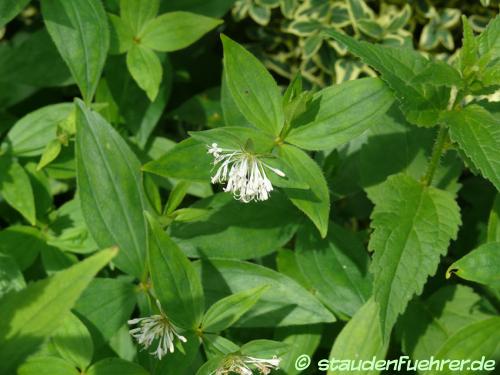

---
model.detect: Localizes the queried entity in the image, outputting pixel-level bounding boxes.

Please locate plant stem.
[422,126,449,186]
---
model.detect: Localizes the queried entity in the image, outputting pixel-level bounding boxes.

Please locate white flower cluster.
[128,300,187,360]
[213,355,281,375]
[207,143,285,203]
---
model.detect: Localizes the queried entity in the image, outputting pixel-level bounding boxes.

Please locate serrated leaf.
[286,78,394,150]
[120,0,159,34]
[0,248,116,374]
[0,157,36,225]
[140,12,222,52]
[126,44,162,101]
[368,174,461,341]
[411,60,464,88]
[296,222,372,317]
[477,15,499,59]
[447,242,500,287]
[0,0,30,28]
[221,35,284,136]
[327,298,387,375]
[75,99,148,278]
[202,285,269,333]
[324,29,450,127]
[279,144,330,238]
[443,105,500,190]
[41,0,109,102]
[147,213,205,329]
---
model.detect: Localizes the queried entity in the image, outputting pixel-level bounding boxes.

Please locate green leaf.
[196,259,336,327]
[169,192,301,259]
[286,78,394,150]
[368,174,461,341]
[165,181,191,215]
[446,242,500,287]
[75,99,148,278]
[0,248,117,374]
[5,103,73,157]
[0,157,36,225]
[221,35,284,136]
[74,278,137,344]
[324,29,450,127]
[410,60,464,88]
[0,226,44,270]
[460,16,478,74]
[147,213,205,329]
[477,15,499,59]
[50,312,93,370]
[41,0,110,102]
[160,0,236,18]
[202,285,270,333]
[0,253,25,298]
[109,14,134,55]
[87,358,149,375]
[140,12,222,52]
[296,222,372,317]
[37,139,62,171]
[240,339,288,358]
[126,44,162,101]
[0,0,30,28]
[279,144,330,238]
[425,318,500,375]
[120,0,159,34]
[487,194,500,242]
[327,299,387,375]
[18,357,79,375]
[442,105,500,191]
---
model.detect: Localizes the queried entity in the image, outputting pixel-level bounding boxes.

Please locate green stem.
[422,126,449,186]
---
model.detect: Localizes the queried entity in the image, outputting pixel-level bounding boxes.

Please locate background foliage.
[0,1,499,375]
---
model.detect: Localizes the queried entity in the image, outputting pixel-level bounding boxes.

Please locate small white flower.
[207,143,285,203]
[212,354,281,375]
[128,299,187,360]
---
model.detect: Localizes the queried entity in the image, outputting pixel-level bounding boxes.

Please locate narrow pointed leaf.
[126,44,162,101]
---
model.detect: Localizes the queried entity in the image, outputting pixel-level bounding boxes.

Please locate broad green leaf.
[296,222,372,317]
[161,0,236,18]
[0,0,30,28]
[221,35,284,136]
[5,103,73,157]
[424,318,500,375]
[147,213,205,329]
[169,192,301,259]
[477,15,499,59]
[203,334,240,358]
[120,0,159,34]
[446,242,500,287]
[41,0,110,102]
[195,259,336,327]
[286,78,394,150]
[140,12,222,52]
[410,61,464,88]
[0,157,36,225]
[87,358,149,375]
[221,72,251,127]
[75,100,148,278]
[368,174,461,341]
[74,278,137,344]
[487,194,500,242]
[143,138,212,182]
[399,285,493,360]
[0,253,25,298]
[442,105,500,191]
[0,248,116,374]
[327,299,387,375]
[240,339,289,358]
[324,29,450,127]
[279,144,330,238]
[202,285,270,332]
[50,313,93,370]
[0,226,45,270]
[126,44,162,101]
[18,357,79,375]
[109,14,134,55]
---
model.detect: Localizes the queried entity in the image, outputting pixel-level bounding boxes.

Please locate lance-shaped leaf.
[286,78,394,150]
[279,144,330,238]
[442,105,500,191]
[0,0,30,28]
[324,29,450,127]
[327,298,387,375]
[140,12,222,52]
[477,15,499,59]
[368,174,461,341]
[446,242,500,287]
[221,35,285,136]
[18,357,79,375]
[126,44,162,101]
[147,213,205,329]
[41,0,109,102]
[75,100,148,278]
[0,248,117,374]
